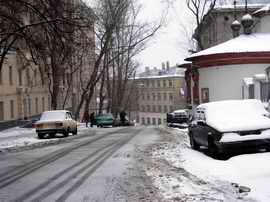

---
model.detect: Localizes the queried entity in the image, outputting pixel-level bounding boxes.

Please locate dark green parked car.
[95,113,114,127]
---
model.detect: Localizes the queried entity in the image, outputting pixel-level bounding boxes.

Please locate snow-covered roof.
[186,33,270,60]
[135,66,185,79]
[253,4,270,15]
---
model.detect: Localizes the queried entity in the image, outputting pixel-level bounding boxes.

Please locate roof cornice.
[187,52,270,68]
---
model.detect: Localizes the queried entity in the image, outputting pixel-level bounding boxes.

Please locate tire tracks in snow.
[0,127,130,189]
[12,127,142,202]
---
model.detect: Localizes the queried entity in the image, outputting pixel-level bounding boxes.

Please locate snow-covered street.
[1,125,270,201]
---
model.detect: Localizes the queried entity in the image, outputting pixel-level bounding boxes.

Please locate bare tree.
[103,0,163,117]
[73,0,162,119]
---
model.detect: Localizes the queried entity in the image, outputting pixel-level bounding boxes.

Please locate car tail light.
[35,124,43,128]
[55,122,63,127]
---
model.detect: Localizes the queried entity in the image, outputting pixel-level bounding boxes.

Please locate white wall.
[199,64,269,102]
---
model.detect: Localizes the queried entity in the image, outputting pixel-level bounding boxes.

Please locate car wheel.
[63,128,69,137]
[208,137,219,158]
[265,144,270,152]
[49,133,56,138]
[72,127,78,135]
[189,133,200,150]
[38,133,44,139]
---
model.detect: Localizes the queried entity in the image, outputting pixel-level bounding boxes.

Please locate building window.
[42,97,45,112]
[141,105,145,112]
[0,101,4,121]
[10,100,14,119]
[163,93,167,101]
[158,118,162,125]
[41,72,44,86]
[201,88,209,103]
[9,66,13,85]
[146,80,149,87]
[141,117,145,124]
[48,96,51,110]
[147,105,150,112]
[26,68,30,86]
[249,85,255,99]
[152,105,156,113]
[157,80,161,87]
[169,93,173,101]
[169,106,173,113]
[35,97,38,114]
[151,80,155,88]
[157,93,161,100]
[158,105,162,112]
[18,69,22,86]
[152,93,156,101]
[28,98,31,116]
[169,80,173,87]
[0,69,2,85]
[141,93,145,100]
[152,118,156,125]
[147,93,150,100]
[23,98,27,119]
[163,80,166,87]
[147,117,151,125]
[34,69,37,86]
[164,105,168,113]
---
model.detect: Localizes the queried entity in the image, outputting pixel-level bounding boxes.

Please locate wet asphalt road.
[0,126,158,202]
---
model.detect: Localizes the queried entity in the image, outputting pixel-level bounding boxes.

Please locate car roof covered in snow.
[173,109,188,113]
[197,99,270,132]
[39,110,70,122]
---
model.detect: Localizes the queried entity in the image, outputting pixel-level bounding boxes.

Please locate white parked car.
[188,99,270,157]
[35,110,77,139]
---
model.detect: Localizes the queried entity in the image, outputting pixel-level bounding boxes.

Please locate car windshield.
[97,114,113,118]
[40,111,66,121]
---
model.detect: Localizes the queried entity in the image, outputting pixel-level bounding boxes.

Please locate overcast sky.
[135,0,194,71]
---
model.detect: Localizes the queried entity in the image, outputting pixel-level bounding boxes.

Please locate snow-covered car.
[167,109,189,128]
[188,99,270,157]
[35,110,77,139]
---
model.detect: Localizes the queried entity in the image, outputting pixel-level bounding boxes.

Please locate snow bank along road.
[145,127,270,202]
[0,126,160,202]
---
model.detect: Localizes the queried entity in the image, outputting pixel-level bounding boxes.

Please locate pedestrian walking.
[82,110,90,127]
[90,112,95,127]
[120,110,126,126]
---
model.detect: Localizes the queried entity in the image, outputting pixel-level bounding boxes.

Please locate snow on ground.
[0,123,93,151]
[150,127,270,202]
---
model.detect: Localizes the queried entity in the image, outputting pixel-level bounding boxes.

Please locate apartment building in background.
[0,51,50,126]
[0,0,96,129]
[133,62,186,125]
